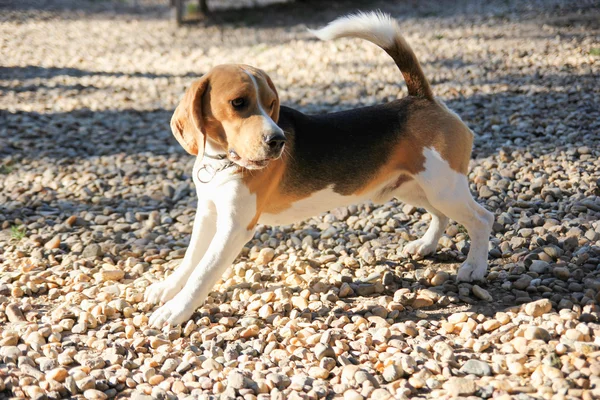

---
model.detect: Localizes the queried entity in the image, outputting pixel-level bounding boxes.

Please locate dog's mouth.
[233,158,270,170]
[228,145,284,170]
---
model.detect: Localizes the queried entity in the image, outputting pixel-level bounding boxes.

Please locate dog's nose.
[264,133,287,152]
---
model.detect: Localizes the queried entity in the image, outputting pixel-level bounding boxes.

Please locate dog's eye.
[230,98,246,109]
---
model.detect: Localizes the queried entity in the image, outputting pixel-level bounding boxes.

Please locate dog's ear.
[170,77,208,157]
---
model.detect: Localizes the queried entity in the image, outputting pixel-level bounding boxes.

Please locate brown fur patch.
[403,100,474,174]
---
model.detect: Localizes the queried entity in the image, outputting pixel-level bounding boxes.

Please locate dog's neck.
[203,140,228,161]
[196,141,235,184]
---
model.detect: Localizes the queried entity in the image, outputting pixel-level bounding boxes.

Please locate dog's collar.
[203,152,228,161]
[197,153,236,184]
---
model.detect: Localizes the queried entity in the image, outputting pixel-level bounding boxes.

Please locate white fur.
[146,161,258,327]
[309,11,399,48]
[244,70,283,137]
[260,178,398,226]
[411,148,494,280]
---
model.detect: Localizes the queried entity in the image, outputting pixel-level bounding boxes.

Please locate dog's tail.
[310,12,433,101]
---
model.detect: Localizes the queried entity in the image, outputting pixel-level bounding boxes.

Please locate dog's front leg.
[144,200,217,304]
[149,183,256,327]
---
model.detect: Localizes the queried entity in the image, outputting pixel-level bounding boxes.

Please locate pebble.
[431,271,450,286]
[460,360,492,377]
[524,299,552,317]
[84,389,108,400]
[255,248,275,265]
[382,364,402,382]
[443,377,478,396]
[472,285,493,301]
[5,303,26,322]
[47,367,69,382]
[525,326,551,342]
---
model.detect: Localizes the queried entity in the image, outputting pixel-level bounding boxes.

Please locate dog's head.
[171,64,285,170]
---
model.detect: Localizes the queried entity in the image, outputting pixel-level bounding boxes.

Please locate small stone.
[412,296,434,309]
[564,329,584,341]
[94,269,125,282]
[84,389,107,400]
[240,326,259,339]
[308,366,329,379]
[472,285,493,301]
[339,282,354,298]
[255,248,275,265]
[382,364,402,382]
[483,319,501,331]
[5,303,26,322]
[433,342,455,362]
[228,371,246,389]
[344,389,364,400]
[0,346,21,361]
[290,375,310,391]
[321,226,337,239]
[266,373,291,390]
[314,343,336,360]
[553,267,570,280]
[460,359,492,377]
[370,389,392,400]
[82,244,103,258]
[448,312,468,324]
[513,275,533,290]
[524,299,552,317]
[529,260,549,274]
[524,326,551,342]
[47,367,69,382]
[431,271,450,286]
[171,381,187,394]
[479,186,494,198]
[443,377,477,396]
[44,236,61,250]
[320,357,336,372]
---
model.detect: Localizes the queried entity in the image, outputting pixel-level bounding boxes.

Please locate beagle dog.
[145,12,494,327]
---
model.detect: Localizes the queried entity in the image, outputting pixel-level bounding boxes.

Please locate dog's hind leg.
[414,149,494,282]
[402,206,449,259]
[394,180,449,259]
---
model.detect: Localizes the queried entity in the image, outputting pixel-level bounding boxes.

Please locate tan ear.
[170,77,208,156]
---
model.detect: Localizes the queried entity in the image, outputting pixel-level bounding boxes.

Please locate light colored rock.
[472,285,493,301]
[524,299,552,317]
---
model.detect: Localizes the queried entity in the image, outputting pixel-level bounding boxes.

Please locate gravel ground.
[1,0,600,399]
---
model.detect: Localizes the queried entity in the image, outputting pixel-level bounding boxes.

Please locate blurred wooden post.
[175,0,184,26]
[199,0,208,14]
[174,0,209,26]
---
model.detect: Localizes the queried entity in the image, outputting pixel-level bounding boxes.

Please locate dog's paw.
[148,297,194,328]
[456,261,487,282]
[402,238,437,259]
[144,279,183,305]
